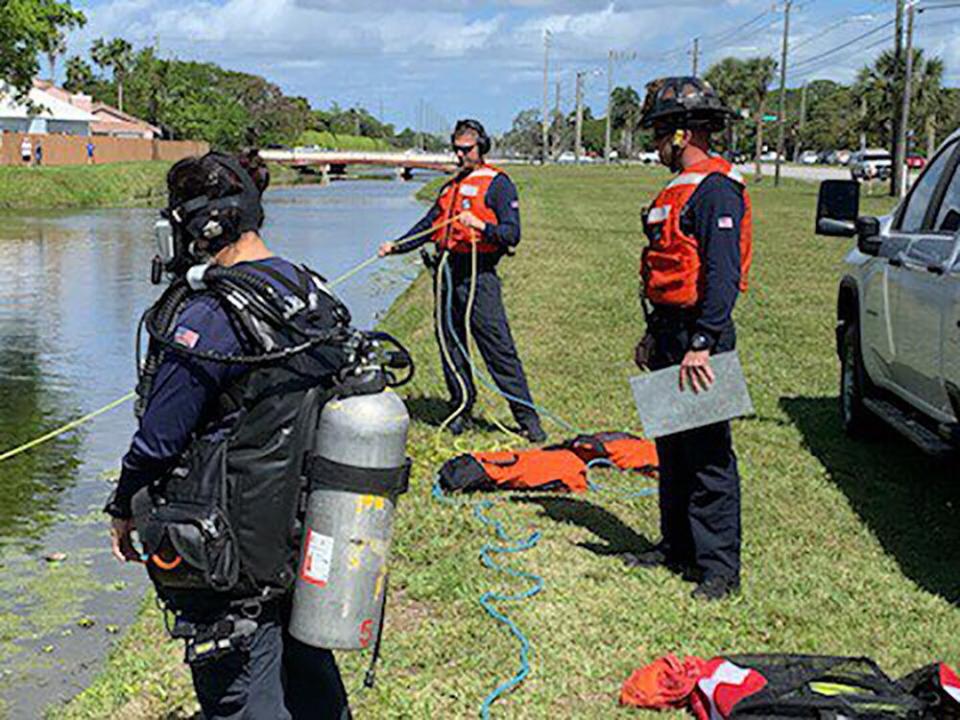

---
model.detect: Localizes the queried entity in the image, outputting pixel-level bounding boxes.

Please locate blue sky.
[64,0,960,134]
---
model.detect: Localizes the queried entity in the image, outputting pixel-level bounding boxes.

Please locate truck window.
[933,149,960,233]
[897,142,956,233]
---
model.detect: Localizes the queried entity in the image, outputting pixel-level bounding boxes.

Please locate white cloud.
[65,0,959,132]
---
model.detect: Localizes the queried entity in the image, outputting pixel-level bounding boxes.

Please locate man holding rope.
[380,119,545,442]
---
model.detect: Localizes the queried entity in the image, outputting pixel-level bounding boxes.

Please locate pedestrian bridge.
[259,149,456,180]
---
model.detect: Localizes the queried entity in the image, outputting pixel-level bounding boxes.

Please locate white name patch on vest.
[718,216,735,229]
[647,205,671,223]
[460,185,479,197]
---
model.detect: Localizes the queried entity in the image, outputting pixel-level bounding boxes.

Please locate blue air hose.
[432,479,544,719]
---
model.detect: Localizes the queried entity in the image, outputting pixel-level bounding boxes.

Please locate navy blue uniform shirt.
[110,256,315,517]
[680,173,746,345]
[393,172,521,253]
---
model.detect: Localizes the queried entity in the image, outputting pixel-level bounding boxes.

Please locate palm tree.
[705,56,776,180]
[742,57,777,181]
[854,47,944,157]
[41,32,67,82]
[91,37,133,112]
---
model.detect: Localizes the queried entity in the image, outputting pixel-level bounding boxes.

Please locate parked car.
[759,150,783,162]
[799,150,819,165]
[906,155,927,170]
[637,150,660,164]
[849,149,892,181]
[814,129,960,455]
[836,150,852,166]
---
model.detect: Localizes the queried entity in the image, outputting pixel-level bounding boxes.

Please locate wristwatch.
[689,332,713,353]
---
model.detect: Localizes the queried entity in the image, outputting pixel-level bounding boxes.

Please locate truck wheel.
[840,322,876,437]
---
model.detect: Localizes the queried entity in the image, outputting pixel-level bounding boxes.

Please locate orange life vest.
[437,433,659,495]
[641,157,753,308]
[432,164,505,254]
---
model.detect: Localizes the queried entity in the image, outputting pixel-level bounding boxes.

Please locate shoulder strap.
[246,261,310,303]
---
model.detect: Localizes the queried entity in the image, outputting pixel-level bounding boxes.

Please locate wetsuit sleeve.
[392,202,442,254]
[106,296,243,518]
[481,174,521,248]
[686,174,745,346]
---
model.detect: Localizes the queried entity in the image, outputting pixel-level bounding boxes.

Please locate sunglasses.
[453,143,477,154]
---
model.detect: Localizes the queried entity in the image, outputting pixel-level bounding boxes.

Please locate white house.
[0,83,94,135]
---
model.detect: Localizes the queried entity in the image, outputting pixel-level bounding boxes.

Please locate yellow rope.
[0,392,137,463]
[0,217,467,465]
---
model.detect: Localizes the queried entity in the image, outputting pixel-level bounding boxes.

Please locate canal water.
[0,179,427,717]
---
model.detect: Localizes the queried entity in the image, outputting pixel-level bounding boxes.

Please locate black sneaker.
[520,423,547,444]
[691,575,740,601]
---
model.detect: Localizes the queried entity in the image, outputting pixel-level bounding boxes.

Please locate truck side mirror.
[815,180,859,237]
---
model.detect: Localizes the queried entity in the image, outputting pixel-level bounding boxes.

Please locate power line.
[790,17,895,70]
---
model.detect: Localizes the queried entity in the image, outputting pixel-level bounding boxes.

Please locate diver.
[378,119,546,443]
[105,150,354,719]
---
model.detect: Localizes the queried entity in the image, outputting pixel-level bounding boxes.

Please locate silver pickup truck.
[815,130,960,455]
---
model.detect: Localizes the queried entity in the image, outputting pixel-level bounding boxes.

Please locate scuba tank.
[290,333,412,650]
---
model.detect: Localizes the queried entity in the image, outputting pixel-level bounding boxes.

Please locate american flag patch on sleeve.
[717,216,735,229]
[174,327,200,348]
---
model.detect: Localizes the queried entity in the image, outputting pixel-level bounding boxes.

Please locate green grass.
[59,165,960,719]
[297,131,393,152]
[0,161,322,212]
[0,162,171,211]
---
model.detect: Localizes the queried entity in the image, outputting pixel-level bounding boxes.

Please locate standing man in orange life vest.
[379,119,545,443]
[626,77,753,601]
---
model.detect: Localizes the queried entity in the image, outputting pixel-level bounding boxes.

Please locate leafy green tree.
[0,0,85,101]
[797,80,859,154]
[611,85,641,155]
[90,37,133,112]
[501,108,541,156]
[63,55,95,93]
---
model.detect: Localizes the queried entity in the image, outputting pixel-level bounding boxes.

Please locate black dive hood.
[152,152,264,284]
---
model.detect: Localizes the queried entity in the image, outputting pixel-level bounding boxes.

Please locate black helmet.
[640,76,737,133]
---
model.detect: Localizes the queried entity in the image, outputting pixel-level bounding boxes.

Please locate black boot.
[691,575,740,601]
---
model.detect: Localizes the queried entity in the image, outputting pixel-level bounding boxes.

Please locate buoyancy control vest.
[641,156,753,308]
[438,433,659,495]
[132,263,354,606]
[432,164,505,254]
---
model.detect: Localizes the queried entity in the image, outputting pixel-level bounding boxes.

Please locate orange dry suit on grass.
[641,156,753,307]
[432,164,505,254]
[437,432,658,494]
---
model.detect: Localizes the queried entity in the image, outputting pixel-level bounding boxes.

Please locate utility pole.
[604,50,636,164]
[542,29,551,164]
[794,81,807,161]
[774,0,792,187]
[605,50,614,164]
[550,80,563,158]
[897,0,916,199]
[575,71,584,164]
[692,37,700,76]
[891,0,905,196]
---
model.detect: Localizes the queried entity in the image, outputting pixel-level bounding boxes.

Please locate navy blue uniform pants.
[188,603,350,720]
[648,313,742,581]
[435,258,540,430]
